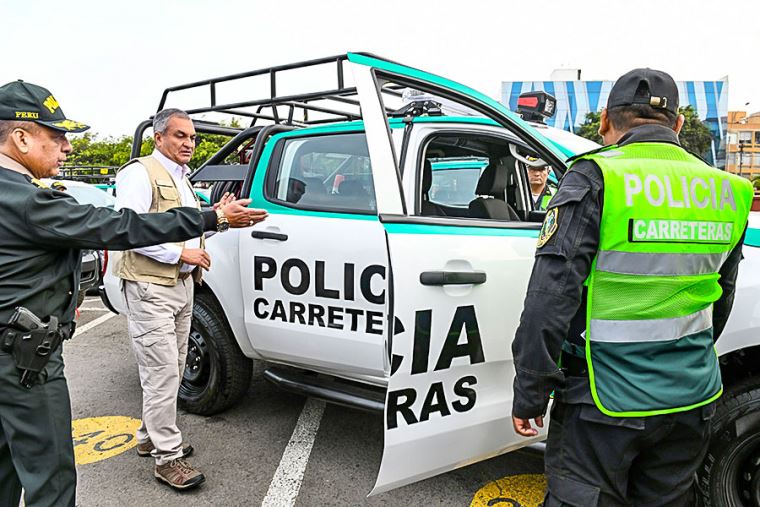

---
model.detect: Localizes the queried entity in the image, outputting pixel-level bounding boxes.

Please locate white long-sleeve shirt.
[115,150,200,273]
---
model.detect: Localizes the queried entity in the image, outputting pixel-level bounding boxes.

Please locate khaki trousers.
[123,278,193,465]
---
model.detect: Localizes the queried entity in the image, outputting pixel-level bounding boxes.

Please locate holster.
[0,307,69,388]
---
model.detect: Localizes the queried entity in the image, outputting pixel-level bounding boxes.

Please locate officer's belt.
[561,340,588,377]
[562,353,588,377]
[0,321,75,340]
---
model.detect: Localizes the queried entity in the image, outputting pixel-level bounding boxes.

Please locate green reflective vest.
[573,142,754,417]
[539,185,555,210]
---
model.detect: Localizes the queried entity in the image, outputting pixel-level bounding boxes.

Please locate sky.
[2,0,758,138]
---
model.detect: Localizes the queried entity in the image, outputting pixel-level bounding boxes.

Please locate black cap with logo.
[607,68,679,115]
[0,80,89,133]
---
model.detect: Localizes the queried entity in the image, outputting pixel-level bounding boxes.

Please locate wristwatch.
[215,208,230,233]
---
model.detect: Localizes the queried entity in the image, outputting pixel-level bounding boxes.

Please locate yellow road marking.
[72,416,141,465]
[470,473,547,507]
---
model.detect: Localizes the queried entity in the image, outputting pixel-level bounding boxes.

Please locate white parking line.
[262,398,326,507]
[74,313,116,336]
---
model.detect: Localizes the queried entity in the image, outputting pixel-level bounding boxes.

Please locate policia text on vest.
[577,142,753,418]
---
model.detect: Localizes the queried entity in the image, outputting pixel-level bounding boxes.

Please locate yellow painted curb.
[72,416,141,465]
[470,473,547,507]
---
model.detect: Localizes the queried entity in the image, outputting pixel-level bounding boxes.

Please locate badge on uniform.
[537,207,558,248]
[30,178,49,189]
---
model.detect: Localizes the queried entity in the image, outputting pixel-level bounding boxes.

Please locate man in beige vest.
[115,108,264,490]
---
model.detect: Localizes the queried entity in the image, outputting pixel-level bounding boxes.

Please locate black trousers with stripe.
[0,347,76,507]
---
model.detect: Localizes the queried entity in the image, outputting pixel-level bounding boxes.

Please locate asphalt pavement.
[65,296,545,506]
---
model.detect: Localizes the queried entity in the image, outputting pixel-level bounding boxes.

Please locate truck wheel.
[179,291,252,415]
[77,290,86,308]
[699,379,760,506]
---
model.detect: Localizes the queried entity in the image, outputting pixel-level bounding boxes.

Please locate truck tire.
[699,379,760,506]
[77,290,86,308]
[179,291,253,415]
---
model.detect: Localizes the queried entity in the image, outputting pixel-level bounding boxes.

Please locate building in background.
[502,70,728,167]
[726,111,760,178]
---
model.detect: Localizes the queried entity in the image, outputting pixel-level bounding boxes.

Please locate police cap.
[0,80,89,133]
[607,68,679,114]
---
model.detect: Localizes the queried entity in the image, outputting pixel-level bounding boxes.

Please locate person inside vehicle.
[527,161,554,210]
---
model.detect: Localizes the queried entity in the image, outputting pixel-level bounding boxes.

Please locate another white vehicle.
[43,178,114,306]
[103,54,760,503]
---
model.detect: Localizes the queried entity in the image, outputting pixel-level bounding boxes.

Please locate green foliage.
[191,133,235,167]
[576,112,602,144]
[677,105,712,157]
[67,134,134,168]
[752,175,760,191]
[575,107,713,158]
[66,118,241,172]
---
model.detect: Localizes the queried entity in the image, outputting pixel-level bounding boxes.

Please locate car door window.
[417,133,529,220]
[265,133,377,214]
[427,157,489,208]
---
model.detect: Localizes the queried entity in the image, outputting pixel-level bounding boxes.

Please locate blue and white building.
[502,77,729,166]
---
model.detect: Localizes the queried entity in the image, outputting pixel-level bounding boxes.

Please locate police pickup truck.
[103,54,760,503]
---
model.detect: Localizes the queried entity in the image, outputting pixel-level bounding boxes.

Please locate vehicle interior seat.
[338,178,368,197]
[468,160,520,220]
[337,177,374,210]
[302,176,327,196]
[420,160,445,216]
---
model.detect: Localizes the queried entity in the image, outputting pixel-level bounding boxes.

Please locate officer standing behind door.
[0,80,265,507]
[527,161,555,210]
[510,69,754,506]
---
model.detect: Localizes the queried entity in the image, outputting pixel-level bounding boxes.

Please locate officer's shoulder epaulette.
[566,144,620,165]
[30,178,50,189]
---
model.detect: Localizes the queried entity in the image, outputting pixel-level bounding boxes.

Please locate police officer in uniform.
[511,69,754,505]
[0,80,266,507]
[527,160,555,210]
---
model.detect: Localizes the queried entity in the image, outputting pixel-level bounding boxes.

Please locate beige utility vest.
[116,156,204,286]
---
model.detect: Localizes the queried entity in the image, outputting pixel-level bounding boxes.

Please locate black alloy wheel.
[177,291,253,415]
[726,433,760,506]
[183,330,211,395]
[700,380,760,506]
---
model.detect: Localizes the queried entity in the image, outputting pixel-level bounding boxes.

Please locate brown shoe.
[137,440,193,458]
[154,458,205,490]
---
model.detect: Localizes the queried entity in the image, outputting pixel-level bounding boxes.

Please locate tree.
[575,106,713,158]
[67,134,136,168]
[677,105,713,157]
[65,119,241,172]
[576,112,602,144]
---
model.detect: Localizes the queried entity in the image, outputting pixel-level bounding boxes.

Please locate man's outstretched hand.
[512,415,544,437]
[213,192,235,210]
[215,195,268,228]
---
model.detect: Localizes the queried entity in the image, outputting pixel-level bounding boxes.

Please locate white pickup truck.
[102,53,760,504]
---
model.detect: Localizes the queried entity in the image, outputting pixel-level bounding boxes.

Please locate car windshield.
[64,185,117,208]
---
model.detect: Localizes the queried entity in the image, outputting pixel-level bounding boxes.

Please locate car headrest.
[422,160,433,194]
[475,159,509,196]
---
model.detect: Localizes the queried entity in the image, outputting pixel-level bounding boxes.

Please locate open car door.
[348,53,571,495]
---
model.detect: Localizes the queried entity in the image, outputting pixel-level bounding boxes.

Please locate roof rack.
[156,53,405,128]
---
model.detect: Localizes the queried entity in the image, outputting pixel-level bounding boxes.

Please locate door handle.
[251,231,288,241]
[419,271,486,286]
